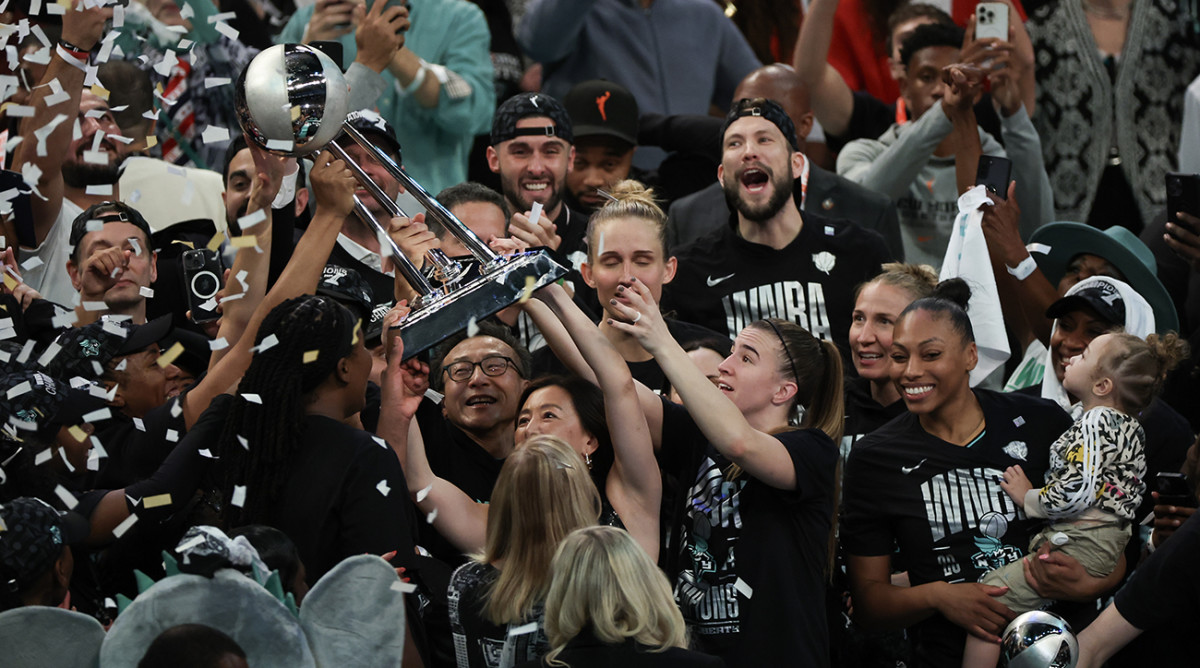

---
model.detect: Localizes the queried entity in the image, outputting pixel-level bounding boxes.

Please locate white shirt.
[23,199,82,307]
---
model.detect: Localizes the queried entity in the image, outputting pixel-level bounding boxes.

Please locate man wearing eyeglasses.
[413,319,530,564]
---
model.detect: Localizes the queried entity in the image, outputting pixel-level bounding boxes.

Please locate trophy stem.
[341,123,500,264]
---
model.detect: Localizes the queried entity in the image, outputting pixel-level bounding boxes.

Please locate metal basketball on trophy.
[234,44,567,358]
[1000,611,1079,668]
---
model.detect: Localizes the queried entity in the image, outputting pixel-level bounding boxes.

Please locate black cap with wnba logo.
[491,92,574,146]
[563,80,639,147]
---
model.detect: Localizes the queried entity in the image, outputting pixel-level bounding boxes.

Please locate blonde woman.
[516,526,724,668]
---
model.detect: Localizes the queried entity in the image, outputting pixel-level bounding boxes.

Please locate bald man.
[666,65,902,257]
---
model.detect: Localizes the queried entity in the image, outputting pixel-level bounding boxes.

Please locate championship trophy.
[234,44,567,358]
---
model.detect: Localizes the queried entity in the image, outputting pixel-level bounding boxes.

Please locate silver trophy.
[234,44,567,359]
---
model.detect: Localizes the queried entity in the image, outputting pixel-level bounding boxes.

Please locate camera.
[182,249,224,324]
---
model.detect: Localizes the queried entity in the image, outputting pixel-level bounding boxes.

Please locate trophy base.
[393,250,568,360]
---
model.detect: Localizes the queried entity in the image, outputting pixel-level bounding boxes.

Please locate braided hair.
[215,295,358,527]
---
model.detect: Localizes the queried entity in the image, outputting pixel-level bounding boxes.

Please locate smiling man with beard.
[664,98,892,360]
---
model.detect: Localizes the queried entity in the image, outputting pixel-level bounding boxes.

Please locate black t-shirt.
[531,318,728,394]
[94,395,188,489]
[841,375,907,461]
[660,401,838,668]
[1113,511,1200,666]
[663,211,891,360]
[448,560,549,668]
[841,389,1072,668]
[265,412,417,584]
[415,396,505,564]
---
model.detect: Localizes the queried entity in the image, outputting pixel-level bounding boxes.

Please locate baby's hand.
[1000,465,1032,507]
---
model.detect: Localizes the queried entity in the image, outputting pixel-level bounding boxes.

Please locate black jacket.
[515,630,726,668]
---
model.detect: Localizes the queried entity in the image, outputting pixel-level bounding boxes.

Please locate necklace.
[1082,0,1133,21]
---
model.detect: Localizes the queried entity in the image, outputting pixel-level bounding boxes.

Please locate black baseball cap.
[43,315,174,383]
[0,497,90,594]
[0,369,108,442]
[564,80,639,147]
[68,201,154,256]
[316,265,387,346]
[1045,278,1126,327]
[344,109,402,158]
[721,97,799,151]
[491,92,574,146]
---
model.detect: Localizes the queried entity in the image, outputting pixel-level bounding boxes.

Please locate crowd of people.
[0,0,1199,666]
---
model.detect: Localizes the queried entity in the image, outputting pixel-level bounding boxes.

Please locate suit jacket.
[665,163,903,260]
[514,631,726,668]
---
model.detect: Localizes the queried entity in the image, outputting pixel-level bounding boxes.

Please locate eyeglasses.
[442,355,519,383]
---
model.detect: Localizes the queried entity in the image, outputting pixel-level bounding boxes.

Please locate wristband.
[402,59,428,95]
[55,44,89,71]
[1006,255,1037,281]
[58,38,92,55]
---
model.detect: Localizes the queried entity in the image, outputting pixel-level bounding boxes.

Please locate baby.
[962,332,1187,668]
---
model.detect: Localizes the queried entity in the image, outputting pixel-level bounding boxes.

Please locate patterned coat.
[1027,0,1200,225]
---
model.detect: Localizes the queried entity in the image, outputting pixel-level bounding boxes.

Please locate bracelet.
[402,59,428,95]
[1006,255,1037,281]
[58,38,91,57]
[55,44,89,71]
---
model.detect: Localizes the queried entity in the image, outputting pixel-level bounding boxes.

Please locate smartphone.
[1166,172,1200,227]
[975,2,1010,41]
[1156,472,1197,508]
[310,41,345,71]
[182,249,224,324]
[976,155,1012,200]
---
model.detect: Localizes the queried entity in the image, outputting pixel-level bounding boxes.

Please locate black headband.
[762,319,800,384]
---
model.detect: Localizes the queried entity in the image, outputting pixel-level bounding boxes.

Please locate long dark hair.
[215,295,357,527]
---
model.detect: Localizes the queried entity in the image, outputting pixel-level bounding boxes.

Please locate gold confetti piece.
[143,493,172,508]
[156,341,184,368]
[207,230,227,252]
[230,235,258,249]
[145,135,157,148]
[290,106,301,121]
[1,273,16,290]
[89,84,110,100]
[68,425,89,443]
[303,350,319,363]
[352,319,362,346]
[519,275,536,303]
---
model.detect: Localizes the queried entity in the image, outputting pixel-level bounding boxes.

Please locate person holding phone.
[278,0,496,196]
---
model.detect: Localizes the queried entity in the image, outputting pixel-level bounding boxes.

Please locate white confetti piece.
[509,622,538,637]
[85,218,104,232]
[238,208,266,229]
[209,337,229,351]
[165,429,179,443]
[213,21,239,41]
[204,77,231,88]
[201,125,230,144]
[152,49,178,77]
[82,149,108,164]
[4,104,33,117]
[528,202,543,227]
[243,393,262,404]
[36,341,62,367]
[82,300,107,311]
[265,139,292,151]
[82,408,111,423]
[177,535,207,554]
[112,513,138,538]
[199,297,218,312]
[425,508,438,524]
[390,580,417,593]
[254,334,279,353]
[128,236,142,256]
[20,256,42,271]
[734,577,753,599]
[1027,242,1051,255]
[198,449,216,459]
[231,485,246,507]
[169,400,183,418]
[466,316,479,336]
[139,286,154,298]
[372,435,388,449]
[133,417,145,431]
[54,485,78,509]
[376,479,390,496]
[58,447,74,472]
[1013,416,1025,427]
[237,435,249,450]
[416,482,433,503]
[6,380,31,399]
[85,184,113,196]
[35,447,52,465]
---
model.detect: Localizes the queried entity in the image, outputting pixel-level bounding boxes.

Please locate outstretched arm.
[608,279,798,490]
[537,283,660,559]
[792,0,855,137]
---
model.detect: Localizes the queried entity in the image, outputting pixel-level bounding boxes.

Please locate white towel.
[940,185,1011,387]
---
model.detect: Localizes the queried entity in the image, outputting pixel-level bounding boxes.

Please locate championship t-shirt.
[840,375,907,461]
[841,389,1072,667]
[663,211,891,359]
[661,402,838,668]
[447,561,549,668]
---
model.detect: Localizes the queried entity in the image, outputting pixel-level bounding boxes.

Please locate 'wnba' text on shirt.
[721,281,832,340]
[921,467,1025,543]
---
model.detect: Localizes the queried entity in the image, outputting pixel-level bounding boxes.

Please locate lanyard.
[797,152,810,210]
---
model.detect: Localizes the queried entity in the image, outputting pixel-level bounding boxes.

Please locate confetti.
[3,104,34,117]
[156,341,184,367]
[231,485,246,507]
[58,447,74,472]
[112,513,138,538]
[20,256,42,271]
[265,139,292,152]
[237,435,249,450]
[425,508,438,524]
[230,234,258,249]
[143,493,172,509]
[390,580,417,594]
[169,400,183,418]
[518,275,535,303]
[733,577,753,599]
[237,208,266,229]
[5,379,31,399]
[165,429,178,443]
[128,236,142,256]
[466,316,479,337]
[54,485,78,509]
[66,426,89,443]
[145,135,157,148]
[36,341,62,367]
[376,479,390,496]
[133,417,145,431]
[89,84,109,100]
[82,150,108,164]
[85,184,113,196]
[35,448,53,465]
[82,408,111,423]
[139,286,154,298]
[243,393,262,404]
[372,436,388,449]
[253,334,278,353]
[528,202,543,227]
[201,125,230,144]
[303,350,319,363]
[416,482,433,503]
[213,21,239,41]
[209,337,229,351]
[1013,416,1025,427]
[204,77,231,88]
[85,218,105,232]
[509,622,538,637]
[82,300,107,311]
[198,449,216,459]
